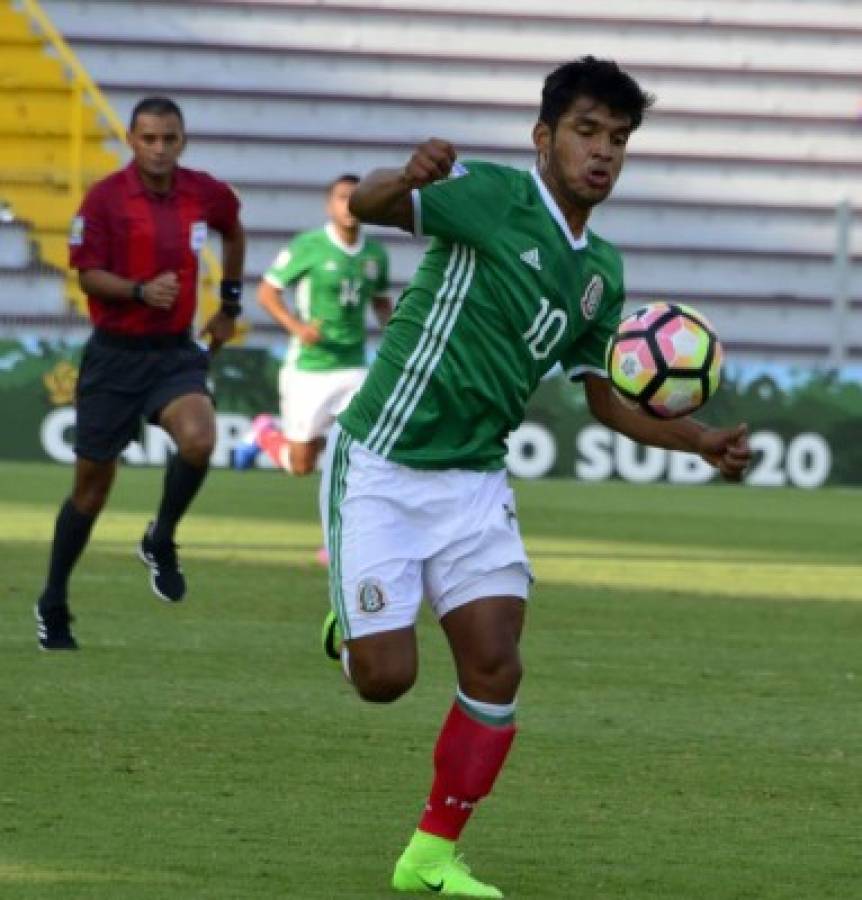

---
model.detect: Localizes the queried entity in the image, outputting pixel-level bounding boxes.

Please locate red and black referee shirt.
[69,162,240,336]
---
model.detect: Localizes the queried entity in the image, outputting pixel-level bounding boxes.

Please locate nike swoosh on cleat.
[419,876,444,893]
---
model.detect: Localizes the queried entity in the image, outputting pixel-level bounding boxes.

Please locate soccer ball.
[606,302,723,418]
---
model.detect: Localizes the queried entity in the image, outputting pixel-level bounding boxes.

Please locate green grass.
[1,462,860,899]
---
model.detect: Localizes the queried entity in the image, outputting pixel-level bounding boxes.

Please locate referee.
[35,96,245,650]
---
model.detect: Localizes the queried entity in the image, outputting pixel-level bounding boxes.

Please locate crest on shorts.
[503,502,517,529]
[580,275,603,320]
[357,578,386,614]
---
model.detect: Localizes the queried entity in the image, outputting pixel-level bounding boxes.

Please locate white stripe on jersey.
[367,244,467,453]
[286,275,313,369]
[378,248,475,457]
[367,244,475,455]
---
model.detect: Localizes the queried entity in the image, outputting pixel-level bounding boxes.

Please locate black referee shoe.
[35,600,78,651]
[137,522,186,603]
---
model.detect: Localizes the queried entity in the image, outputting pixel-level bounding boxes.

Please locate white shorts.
[278,366,367,443]
[320,424,532,641]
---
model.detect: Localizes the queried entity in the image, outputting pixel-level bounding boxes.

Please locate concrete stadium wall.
[11,0,861,363]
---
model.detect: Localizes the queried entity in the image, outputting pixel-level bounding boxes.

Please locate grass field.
[1,461,860,899]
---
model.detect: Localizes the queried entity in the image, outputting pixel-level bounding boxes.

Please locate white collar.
[325,221,365,256]
[529,166,588,252]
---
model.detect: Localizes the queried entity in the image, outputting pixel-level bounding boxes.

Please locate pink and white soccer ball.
[606,302,723,418]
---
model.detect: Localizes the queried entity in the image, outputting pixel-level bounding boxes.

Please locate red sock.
[258,427,290,470]
[418,701,517,841]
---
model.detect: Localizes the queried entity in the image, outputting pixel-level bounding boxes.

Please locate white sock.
[456,687,517,723]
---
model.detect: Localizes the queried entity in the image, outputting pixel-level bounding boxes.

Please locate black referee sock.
[40,498,97,610]
[151,454,209,546]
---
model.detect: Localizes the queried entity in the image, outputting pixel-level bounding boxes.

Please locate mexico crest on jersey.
[363,259,379,280]
[580,274,603,320]
[357,578,386,614]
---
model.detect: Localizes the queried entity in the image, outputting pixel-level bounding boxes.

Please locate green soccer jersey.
[264,223,389,371]
[339,161,625,470]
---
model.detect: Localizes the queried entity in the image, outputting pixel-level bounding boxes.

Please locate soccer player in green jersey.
[235,174,391,475]
[321,57,751,897]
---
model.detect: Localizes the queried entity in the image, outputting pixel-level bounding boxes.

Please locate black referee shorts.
[74,329,212,462]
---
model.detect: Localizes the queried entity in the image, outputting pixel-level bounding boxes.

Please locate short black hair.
[327,173,360,193]
[539,57,654,131]
[129,97,185,131]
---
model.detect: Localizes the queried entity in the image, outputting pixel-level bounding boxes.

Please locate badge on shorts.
[190,220,208,252]
[503,502,517,529]
[357,578,386,614]
[69,216,85,246]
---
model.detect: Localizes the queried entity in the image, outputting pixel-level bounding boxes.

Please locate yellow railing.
[13,0,224,320]
[18,0,125,208]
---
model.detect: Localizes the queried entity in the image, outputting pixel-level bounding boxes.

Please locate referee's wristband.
[219,279,243,318]
[132,281,146,304]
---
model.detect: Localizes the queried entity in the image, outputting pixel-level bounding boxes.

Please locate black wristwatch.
[219,279,243,318]
[132,281,146,304]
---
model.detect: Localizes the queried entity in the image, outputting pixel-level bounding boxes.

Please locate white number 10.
[524,297,567,360]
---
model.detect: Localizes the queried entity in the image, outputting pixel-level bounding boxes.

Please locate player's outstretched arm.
[584,374,751,482]
[349,139,457,233]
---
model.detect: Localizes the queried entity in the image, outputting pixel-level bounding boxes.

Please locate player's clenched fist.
[142,271,180,309]
[401,139,458,189]
[698,423,752,482]
[296,321,322,346]
[348,140,459,232]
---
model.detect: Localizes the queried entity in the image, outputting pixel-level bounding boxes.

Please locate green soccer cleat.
[321,609,342,662]
[392,851,504,898]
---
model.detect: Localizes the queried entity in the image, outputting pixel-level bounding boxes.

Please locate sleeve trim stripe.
[411,189,423,237]
[264,274,285,289]
[568,365,609,382]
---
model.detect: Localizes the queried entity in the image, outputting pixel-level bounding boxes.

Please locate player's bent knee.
[178,433,215,467]
[357,682,413,704]
[344,627,417,703]
[355,678,413,704]
[349,654,417,704]
[288,446,319,475]
[290,458,316,476]
[461,654,523,702]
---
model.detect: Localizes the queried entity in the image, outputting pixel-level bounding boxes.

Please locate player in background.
[35,97,245,650]
[321,58,751,896]
[232,174,391,477]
